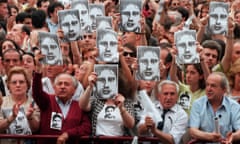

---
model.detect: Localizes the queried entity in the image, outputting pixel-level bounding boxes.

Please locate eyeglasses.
[10,80,26,85]
[123,51,136,57]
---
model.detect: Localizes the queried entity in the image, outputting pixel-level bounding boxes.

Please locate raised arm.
[220,18,235,73]
[32,53,50,111]
[79,72,97,111]
[70,41,82,65]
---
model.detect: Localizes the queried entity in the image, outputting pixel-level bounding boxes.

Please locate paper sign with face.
[94,64,118,99]
[120,0,142,33]
[209,1,229,35]
[136,46,160,81]
[174,29,200,64]
[97,29,118,63]
[38,32,63,65]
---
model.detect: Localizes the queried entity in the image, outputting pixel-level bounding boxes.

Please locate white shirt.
[96,104,124,136]
[138,102,188,144]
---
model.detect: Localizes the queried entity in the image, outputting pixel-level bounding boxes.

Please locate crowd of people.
[0,0,240,144]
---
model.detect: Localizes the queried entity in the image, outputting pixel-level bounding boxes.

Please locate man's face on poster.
[41,37,60,65]
[10,111,29,134]
[52,115,62,129]
[61,14,80,41]
[209,6,228,35]
[75,3,89,29]
[179,96,189,109]
[89,7,104,30]
[122,3,140,32]
[98,33,118,62]
[97,69,117,99]
[139,51,159,80]
[177,34,196,63]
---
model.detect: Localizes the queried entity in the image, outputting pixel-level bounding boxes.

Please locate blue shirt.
[189,96,240,138]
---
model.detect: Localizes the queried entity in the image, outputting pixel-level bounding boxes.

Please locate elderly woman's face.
[8,73,28,96]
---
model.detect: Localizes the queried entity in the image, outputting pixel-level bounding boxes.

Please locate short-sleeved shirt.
[189,96,240,138]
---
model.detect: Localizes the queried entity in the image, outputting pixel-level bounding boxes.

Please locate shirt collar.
[206,96,227,111]
[156,102,177,113]
[55,96,72,106]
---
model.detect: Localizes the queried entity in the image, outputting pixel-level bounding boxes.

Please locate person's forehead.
[4,50,20,57]
[56,75,73,82]
[207,74,221,83]
[160,84,177,92]
[204,48,218,53]
[10,73,25,80]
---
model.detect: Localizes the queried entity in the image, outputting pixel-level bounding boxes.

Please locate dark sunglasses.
[123,51,136,57]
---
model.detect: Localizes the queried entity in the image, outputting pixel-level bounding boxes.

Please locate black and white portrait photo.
[97,29,118,63]
[89,4,105,31]
[71,0,91,33]
[136,46,160,81]
[38,32,63,65]
[178,92,191,110]
[154,0,165,22]
[104,105,116,119]
[58,9,82,42]
[120,0,142,33]
[50,112,63,130]
[209,1,229,35]
[2,107,32,135]
[174,30,200,64]
[94,64,118,99]
[96,16,112,30]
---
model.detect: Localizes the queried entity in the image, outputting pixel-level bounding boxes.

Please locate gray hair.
[209,72,230,94]
[157,80,179,94]
[54,73,78,88]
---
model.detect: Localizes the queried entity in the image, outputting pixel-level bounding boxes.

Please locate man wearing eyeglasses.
[138,80,188,144]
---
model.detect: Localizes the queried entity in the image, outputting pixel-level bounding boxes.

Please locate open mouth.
[184,55,192,59]
[103,89,110,94]
[126,23,134,28]
[144,71,153,76]
[214,25,222,30]
[68,33,76,38]
[47,55,55,60]
[104,52,112,57]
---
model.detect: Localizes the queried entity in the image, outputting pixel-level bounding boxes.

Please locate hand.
[131,58,138,71]
[12,103,20,118]
[57,28,64,39]
[209,132,222,142]
[228,17,235,32]
[145,116,156,132]
[221,132,232,144]
[30,31,39,48]
[22,35,30,51]
[57,132,68,144]
[26,103,35,120]
[88,72,97,87]
[114,94,125,109]
[199,15,209,27]
[34,51,45,72]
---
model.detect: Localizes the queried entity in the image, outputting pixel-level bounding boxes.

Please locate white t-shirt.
[96,104,124,136]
